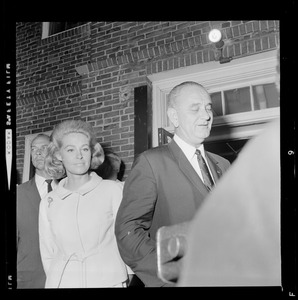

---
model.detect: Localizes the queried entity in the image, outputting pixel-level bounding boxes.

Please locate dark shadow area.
[94,148,125,181]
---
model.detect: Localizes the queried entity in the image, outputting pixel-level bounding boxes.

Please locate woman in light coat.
[39,119,133,288]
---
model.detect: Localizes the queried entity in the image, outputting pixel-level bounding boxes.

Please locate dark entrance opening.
[205,139,248,164]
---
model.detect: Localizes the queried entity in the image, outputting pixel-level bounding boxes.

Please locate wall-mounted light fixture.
[208,28,232,64]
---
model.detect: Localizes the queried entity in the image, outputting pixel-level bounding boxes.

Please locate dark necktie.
[195,149,214,191]
[45,179,53,193]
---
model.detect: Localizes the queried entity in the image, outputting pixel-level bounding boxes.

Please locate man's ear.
[167,107,179,128]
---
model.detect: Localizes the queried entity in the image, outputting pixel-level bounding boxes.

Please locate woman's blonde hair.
[45,119,105,179]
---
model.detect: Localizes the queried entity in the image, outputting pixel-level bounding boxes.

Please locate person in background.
[115,81,230,287]
[177,49,281,287]
[96,151,124,186]
[39,119,133,288]
[106,152,124,185]
[17,134,58,288]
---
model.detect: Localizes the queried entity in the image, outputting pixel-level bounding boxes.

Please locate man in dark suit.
[115,81,230,287]
[17,134,57,288]
[178,48,282,287]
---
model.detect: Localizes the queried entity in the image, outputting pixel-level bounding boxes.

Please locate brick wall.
[16,21,279,180]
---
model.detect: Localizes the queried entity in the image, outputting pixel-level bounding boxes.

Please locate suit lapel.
[26,177,42,212]
[168,140,209,197]
[205,152,223,184]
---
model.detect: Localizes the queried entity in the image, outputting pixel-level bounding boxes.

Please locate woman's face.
[58,132,92,177]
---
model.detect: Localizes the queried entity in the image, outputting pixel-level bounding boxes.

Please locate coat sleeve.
[38,196,58,275]
[114,153,166,286]
[110,182,134,276]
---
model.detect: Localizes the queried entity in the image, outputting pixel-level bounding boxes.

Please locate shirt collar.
[173,134,205,161]
[35,173,47,188]
[35,173,58,186]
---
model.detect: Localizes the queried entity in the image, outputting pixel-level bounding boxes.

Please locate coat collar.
[167,140,224,192]
[205,152,223,182]
[55,172,103,200]
[167,140,209,197]
[24,176,42,210]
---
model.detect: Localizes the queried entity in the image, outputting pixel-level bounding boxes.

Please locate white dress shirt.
[35,173,58,200]
[173,134,215,184]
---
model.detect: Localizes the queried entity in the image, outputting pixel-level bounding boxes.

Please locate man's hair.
[31,133,50,147]
[168,81,208,108]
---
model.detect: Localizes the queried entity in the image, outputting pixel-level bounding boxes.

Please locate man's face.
[171,85,213,148]
[31,136,50,172]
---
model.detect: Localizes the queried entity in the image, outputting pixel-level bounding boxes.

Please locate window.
[148,50,279,152]
[210,82,279,116]
[42,22,88,39]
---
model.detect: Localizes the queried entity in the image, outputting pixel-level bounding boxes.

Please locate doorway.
[205,138,248,164]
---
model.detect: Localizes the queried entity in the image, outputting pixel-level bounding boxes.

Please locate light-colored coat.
[39,172,130,288]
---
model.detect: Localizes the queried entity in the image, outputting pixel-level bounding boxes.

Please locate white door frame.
[148,50,279,147]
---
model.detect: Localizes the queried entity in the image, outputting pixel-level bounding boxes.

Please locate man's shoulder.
[207,151,230,167]
[17,178,37,197]
[207,151,226,160]
[17,178,38,204]
[139,143,172,160]
[17,177,35,189]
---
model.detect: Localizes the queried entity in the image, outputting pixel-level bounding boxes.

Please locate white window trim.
[41,22,50,39]
[148,50,279,147]
[41,22,90,39]
[22,131,52,183]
